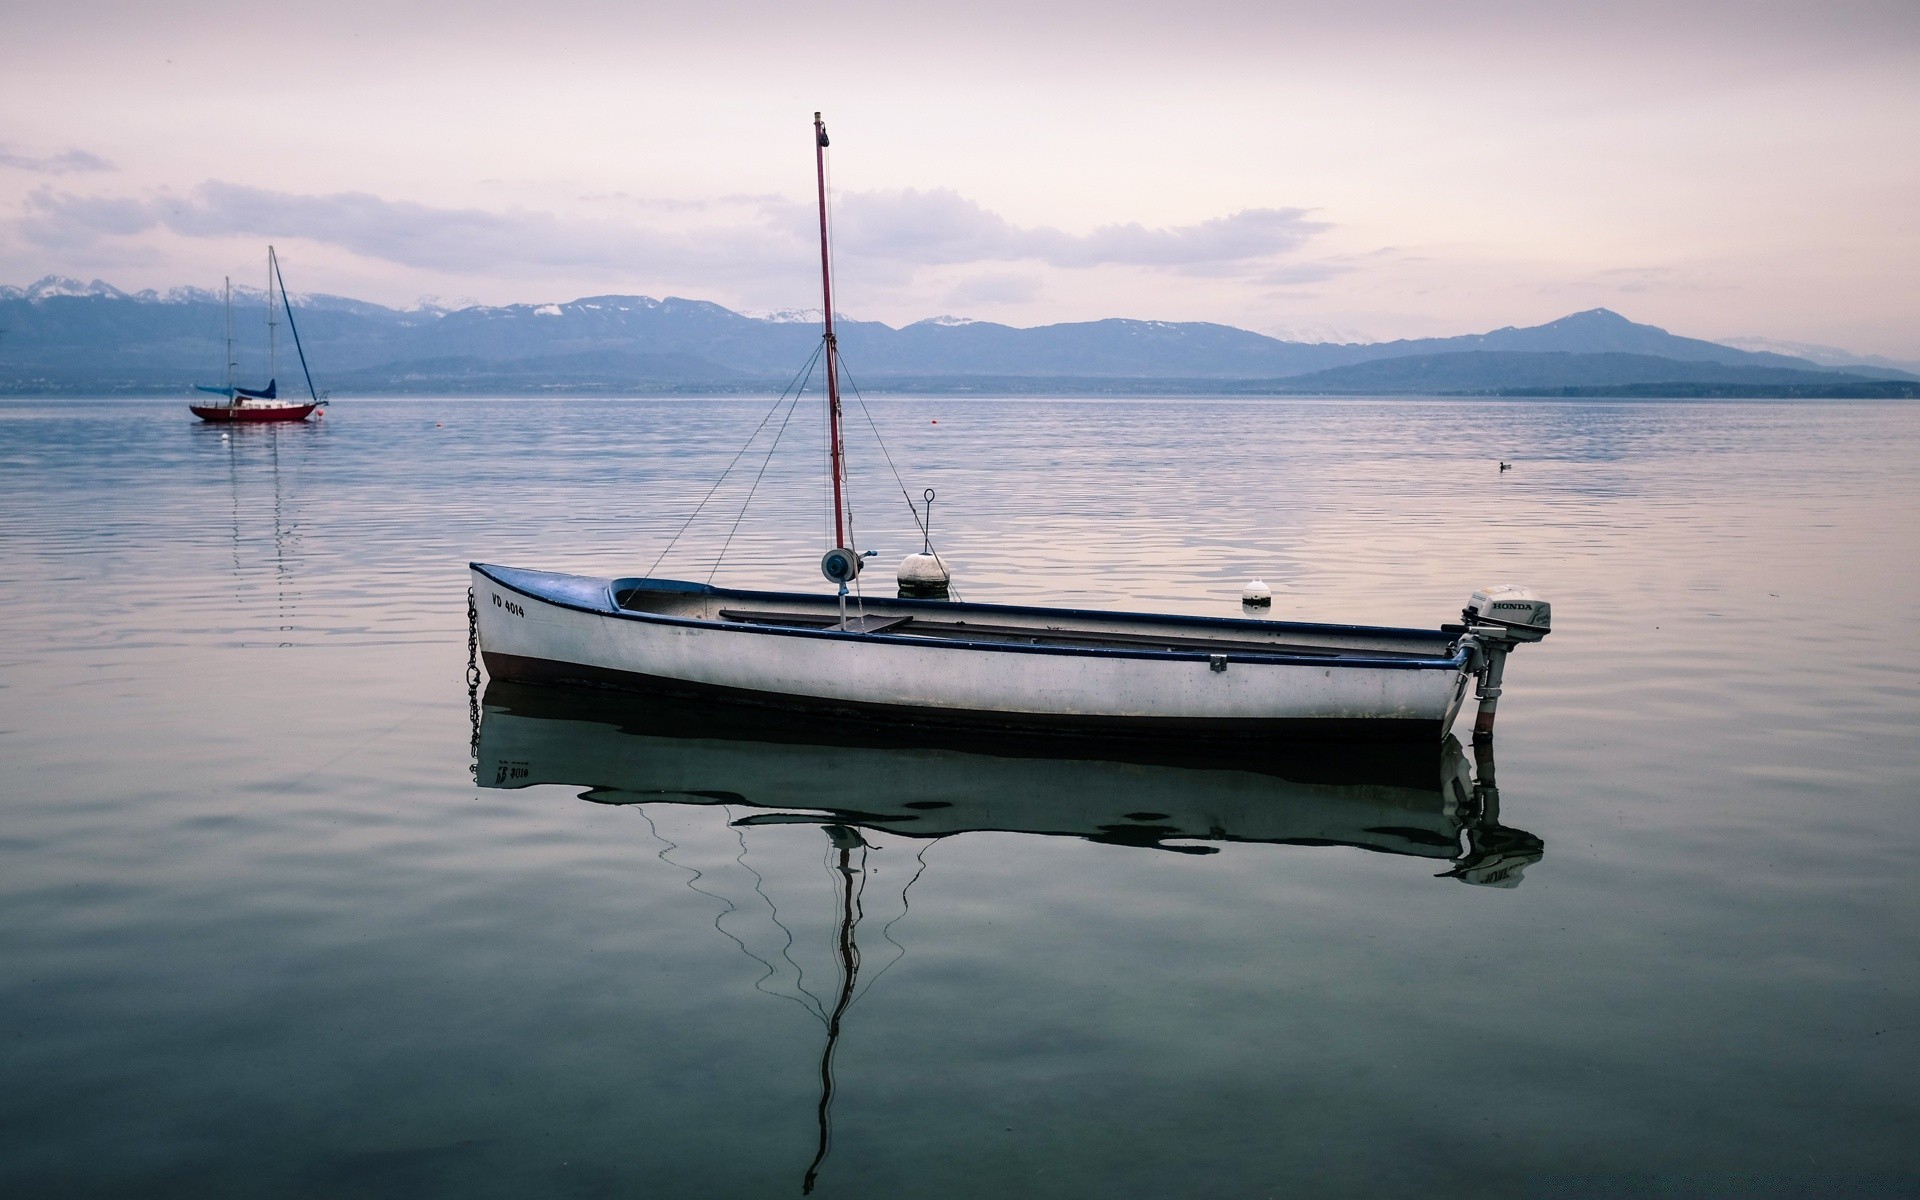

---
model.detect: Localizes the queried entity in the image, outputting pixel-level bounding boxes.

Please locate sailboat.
[190,245,327,423]
[470,113,1553,743]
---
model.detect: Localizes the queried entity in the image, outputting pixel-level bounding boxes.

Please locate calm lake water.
[2,396,1916,1197]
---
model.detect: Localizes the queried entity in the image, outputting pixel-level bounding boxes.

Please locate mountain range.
[1,275,1913,397]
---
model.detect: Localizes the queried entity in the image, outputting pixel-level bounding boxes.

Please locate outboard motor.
[1464,584,1551,642]
[1460,585,1551,737]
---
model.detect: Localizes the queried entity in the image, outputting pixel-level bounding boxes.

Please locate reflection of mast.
[270,427,293,642]
[227,426,243,591]
[804,824,866,1195]
[220,424,304,642]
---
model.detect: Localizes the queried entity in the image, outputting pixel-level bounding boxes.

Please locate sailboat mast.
[223,276,235,403]
[814,112,848,550]
[271,250,322,405]
[266,246,278,384]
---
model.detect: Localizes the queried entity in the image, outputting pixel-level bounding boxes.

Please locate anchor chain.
[466,586,482,782]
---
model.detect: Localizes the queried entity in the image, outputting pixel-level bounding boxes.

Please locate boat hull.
[191,403,318,423]
[472,564,1477,743]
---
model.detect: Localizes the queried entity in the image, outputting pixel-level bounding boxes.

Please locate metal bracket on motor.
[1465,633,1511,738]
[1459,585,1551,737]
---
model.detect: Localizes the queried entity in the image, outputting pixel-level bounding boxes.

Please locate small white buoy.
[1241,579,1272,608]
[899,487,952,598]
[898,552,950,599]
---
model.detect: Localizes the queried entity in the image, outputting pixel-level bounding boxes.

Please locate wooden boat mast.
[814,112,849,551]
[266,249,278,387]
[223,277,236,405]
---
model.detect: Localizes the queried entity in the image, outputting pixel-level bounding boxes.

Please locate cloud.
[1254,261,1353,286]
[17,192,157,252]
[0,145,115,174]
[14,181,1329,284]
[941,271,1045,307]
[831,188,1326,270]
[19,182,803,281]
[1540,267,1732,298]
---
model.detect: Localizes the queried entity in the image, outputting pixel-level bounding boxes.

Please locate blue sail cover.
[194,379,277,400]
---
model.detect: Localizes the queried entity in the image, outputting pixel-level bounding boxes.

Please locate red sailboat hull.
[190,403,318,423]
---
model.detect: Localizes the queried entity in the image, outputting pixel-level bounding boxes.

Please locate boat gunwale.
[473,563,1472,672]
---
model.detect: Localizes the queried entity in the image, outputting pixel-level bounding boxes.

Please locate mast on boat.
[266,247,278,389]
[814,113,850,556]
[223,277,236,405]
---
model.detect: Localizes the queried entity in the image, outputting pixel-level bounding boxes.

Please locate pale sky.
[3,0,1917,355]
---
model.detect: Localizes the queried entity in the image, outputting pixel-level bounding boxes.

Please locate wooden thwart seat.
[838,614,913,635]
[718,608,840,628]
[710,606,1427,658]
[718,608,913,635]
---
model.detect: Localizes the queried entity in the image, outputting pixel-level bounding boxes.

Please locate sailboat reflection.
[216,421,310,644]
[474,681,1542,1190]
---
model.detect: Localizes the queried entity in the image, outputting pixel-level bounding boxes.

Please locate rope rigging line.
[708,380,809,584]
[638,807,829,1025]
[834,349,963,602]
[840,409,866,621]
[645,343,824,579]
[846,837,937,1011]
[271,250,321,404]
[731,819,831,1024]
[820,377,832,556]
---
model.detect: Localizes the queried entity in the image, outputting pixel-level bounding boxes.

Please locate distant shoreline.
[1493,380,1920,399]
[4,384,1914,402]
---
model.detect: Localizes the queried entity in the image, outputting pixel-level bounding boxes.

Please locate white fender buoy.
[900,487,952,598]
[1242,579,1272,608]
[898,552,950,599]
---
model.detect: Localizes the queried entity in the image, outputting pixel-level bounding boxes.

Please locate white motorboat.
[470,114,1552,743]
[471,565,1546,743]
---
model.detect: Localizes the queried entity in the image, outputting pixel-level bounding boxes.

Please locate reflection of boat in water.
[220,421,308,644]
[476,681,1543,881]
[475,681,1542,1189]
